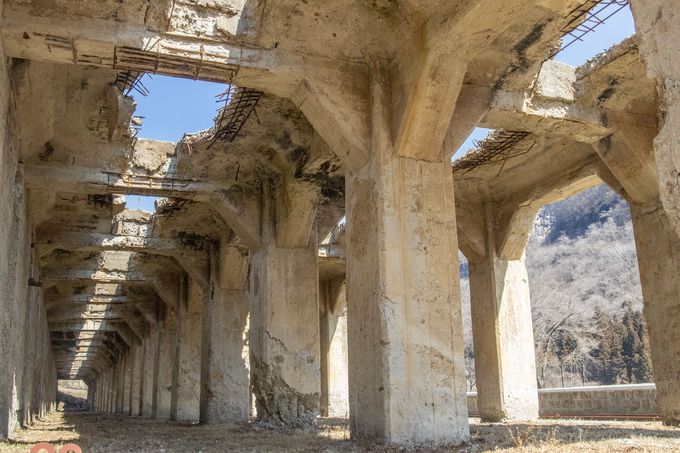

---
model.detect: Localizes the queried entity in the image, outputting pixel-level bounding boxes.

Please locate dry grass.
[1,413,679,452]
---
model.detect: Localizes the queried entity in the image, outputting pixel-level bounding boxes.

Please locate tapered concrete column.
[130,344,143,416]
[466,204,539,422]
[631,202,680,426]
[155,309,177,420]
[345,67,468,446]
[142,328,158,417]
[250,183,321,428]
[174,277,203,423]
[202,245,250,422]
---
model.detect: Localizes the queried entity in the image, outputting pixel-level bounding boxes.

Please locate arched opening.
[527,184,648,389]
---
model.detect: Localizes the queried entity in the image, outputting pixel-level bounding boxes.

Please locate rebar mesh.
[549,0,630,59]
[209,86,262,146]
[452,130,535,174]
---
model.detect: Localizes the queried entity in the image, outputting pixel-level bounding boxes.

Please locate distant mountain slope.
[538,184,631,244]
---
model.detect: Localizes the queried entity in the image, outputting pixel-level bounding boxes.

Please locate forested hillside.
[461,184,652,390]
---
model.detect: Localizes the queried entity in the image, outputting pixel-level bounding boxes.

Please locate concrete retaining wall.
[468,384,658,418]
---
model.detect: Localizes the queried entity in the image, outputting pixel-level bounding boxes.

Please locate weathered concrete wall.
[0,45,55,438]
[468,384,658,418]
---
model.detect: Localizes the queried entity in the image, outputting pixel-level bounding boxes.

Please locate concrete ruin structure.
[0,0,678,447]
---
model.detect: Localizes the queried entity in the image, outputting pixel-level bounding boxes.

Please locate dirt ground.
[2,412,680,452]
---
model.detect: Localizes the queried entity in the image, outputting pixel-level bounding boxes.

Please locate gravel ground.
[2,412,680,452]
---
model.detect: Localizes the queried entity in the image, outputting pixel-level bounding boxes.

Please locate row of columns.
[90,269,251,423]
[89,63,680,447]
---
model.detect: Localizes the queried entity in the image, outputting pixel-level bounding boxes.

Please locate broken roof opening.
[551,1,635,66]
[124,195,158,213]
[452,128,494,162]
[132,75,227,142]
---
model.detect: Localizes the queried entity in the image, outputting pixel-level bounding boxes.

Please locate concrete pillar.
[142,328,158,417]
[249,182,321,428]
[105,371,112,412]
[123,353,132,415]
[319,279,349,417]
[345,67,468,446]
[202,246,250,422]
[118,358,127,413]
[468,258,539,420]
[102,375,108,412]
[631,202,680,426]
[96,379,102,411]
[109,368,116,413]
[111,367,119,413]
[466,204,539,421]
[631,0,680,237]
[174,277,203,423]
[155,309,177,420]
[130,344,143,416]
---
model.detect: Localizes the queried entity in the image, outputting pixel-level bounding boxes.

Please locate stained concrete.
[2,0,680,448]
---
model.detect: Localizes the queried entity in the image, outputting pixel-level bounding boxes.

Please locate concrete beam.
[291,76,370,173]
[591,114,660,204]
[0,4,277,84]
[45,294,148,305]
[25,164,261,250]
[443,85,494,156]
[50,320,120,332]
[481,89,610,142]
[42,269,149,284]
[495,170,602,260]
[37,231,210,289]
[49,319,140,347]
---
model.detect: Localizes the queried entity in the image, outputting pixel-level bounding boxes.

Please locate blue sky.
[126,5,635,211]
